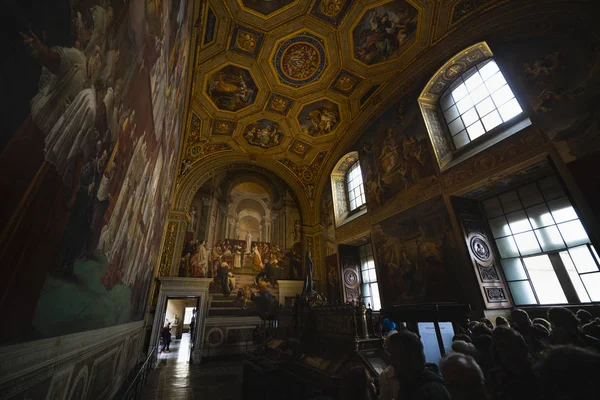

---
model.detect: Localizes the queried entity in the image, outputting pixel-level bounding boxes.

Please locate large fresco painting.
[357,88,437,212]
[492,27,600,163]
[0,0,194,342]
[371,196,460,306]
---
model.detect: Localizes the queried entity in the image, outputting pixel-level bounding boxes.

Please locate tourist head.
[532,317,551,331]
[440,353,487,400]
[548,307,579,331]
[338,366,376,400]
[511,308,532,331]
[576,309,593,325]
[479,318,494,330]
[471,323,492,339]
[386,330,425,378]
[451,340,478,358]
[472,334,492,359]
[452,333,472,343]
[495,316,510,327]
[535,345,600,400]
[492,326,529,369]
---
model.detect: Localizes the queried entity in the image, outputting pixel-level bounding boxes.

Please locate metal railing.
[122,346,156,400]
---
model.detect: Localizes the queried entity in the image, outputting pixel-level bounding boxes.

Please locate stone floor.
[140,334,243,400]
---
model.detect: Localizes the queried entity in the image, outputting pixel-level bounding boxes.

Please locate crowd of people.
[339,307,600,400]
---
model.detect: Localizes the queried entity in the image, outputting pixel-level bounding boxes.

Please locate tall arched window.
[440,59,523,149]
[419,42,531,171]
[346,161,366,211]
[330,152,368,227]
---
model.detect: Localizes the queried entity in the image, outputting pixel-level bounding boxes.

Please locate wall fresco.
[357,88,437,212]
[0,0,195,342]
[371,196,460,306]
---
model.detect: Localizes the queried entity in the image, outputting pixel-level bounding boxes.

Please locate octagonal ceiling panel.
[297,99,341,137]
[259,22,340,97]
[239,0,296,16]
[352,1,418,66]
[197,1,232,63]
[243,119,285,149]
[271,31,328,88]
[203,64,259,112]
[338,0,433,76]
[229,0,309,31]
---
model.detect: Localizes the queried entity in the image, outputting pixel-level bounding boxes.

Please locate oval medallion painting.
[273,32,327,87]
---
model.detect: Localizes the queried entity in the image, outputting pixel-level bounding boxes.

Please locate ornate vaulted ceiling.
[176,0,550,218]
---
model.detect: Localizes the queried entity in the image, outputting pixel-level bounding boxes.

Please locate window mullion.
[519,257,541,305]
[548,252,580,304]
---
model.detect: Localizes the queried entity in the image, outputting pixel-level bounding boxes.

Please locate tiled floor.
[141,334,243,400]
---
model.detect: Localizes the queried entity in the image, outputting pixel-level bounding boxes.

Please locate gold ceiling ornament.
[293,142,307,154]
[179,143,233,178]
[235,31,258,53]
[271,97,289,111]
[279,151,328,186]
[335,75,356,91]
[215,121,232,134]
[288,139,313,157]
[319,0,345,17]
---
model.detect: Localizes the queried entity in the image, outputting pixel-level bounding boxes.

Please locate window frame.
[439,58,526,153]
[419,42,533,173]
[345,161,366,213]
[483,176,600,306]
[359,242,381,311]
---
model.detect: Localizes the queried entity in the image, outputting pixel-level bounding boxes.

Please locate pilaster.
[303,224,326,293]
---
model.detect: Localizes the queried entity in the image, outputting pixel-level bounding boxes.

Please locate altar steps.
[207,271,279,317]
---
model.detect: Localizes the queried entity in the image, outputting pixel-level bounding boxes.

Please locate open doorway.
[158,297,200,363]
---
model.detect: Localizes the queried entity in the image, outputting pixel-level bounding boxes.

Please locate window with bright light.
[347,161,366,211]
[359,243,381,310]
[440,59,523,150]
[484,176,600,305]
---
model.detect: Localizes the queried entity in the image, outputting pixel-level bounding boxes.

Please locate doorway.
[157,297,200,363]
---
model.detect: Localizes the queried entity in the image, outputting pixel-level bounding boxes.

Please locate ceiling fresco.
[351,1,419,66]
[243,119,285,149]
[297,99,341,137]
[182,0,522,202]
[204,64,258,112]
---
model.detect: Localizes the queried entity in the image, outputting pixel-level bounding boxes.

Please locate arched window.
[346,161,366,211]
[419,42,531,171]
[330,152,368,227]
[440,59,523,149]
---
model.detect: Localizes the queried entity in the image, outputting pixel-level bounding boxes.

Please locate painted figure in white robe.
[84,5,114,55]
[245,231,252,254]
[233,245,242,269]
[45,77,107,187]
[98,137,147,260]
[20,31,103,135]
